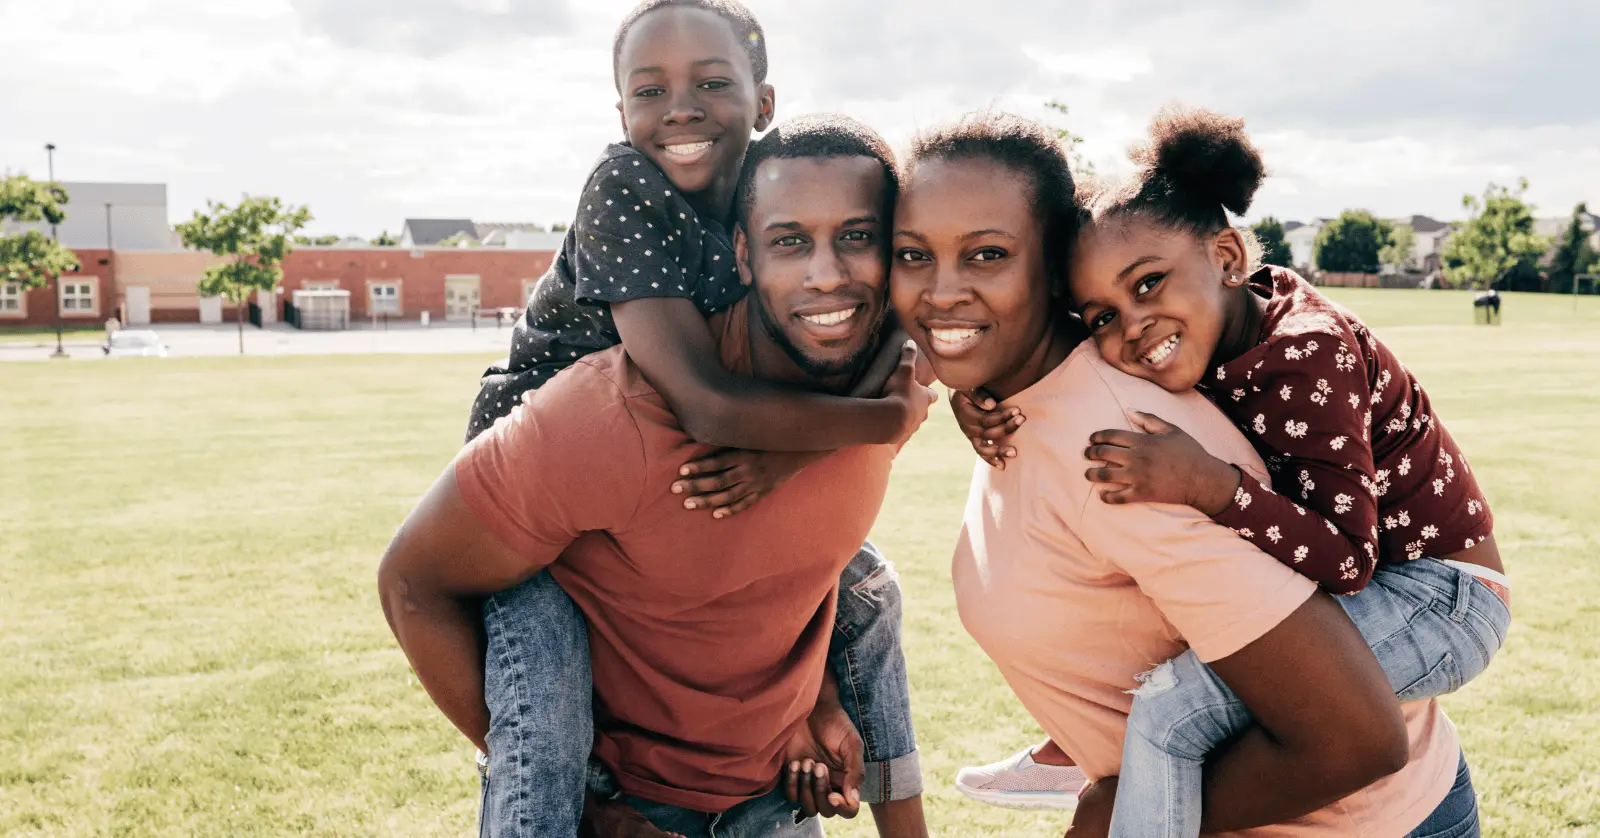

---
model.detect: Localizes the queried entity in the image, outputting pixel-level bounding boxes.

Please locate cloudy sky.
[3,0,1595,238]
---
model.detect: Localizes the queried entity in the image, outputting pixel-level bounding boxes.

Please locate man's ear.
[754,84,776,132]
[1213,227,1249,280]
[734,226,754,287]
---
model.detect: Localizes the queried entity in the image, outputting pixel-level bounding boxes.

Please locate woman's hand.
[1063,776,1115,838]
[953,390,1025,469]
[1085,411,1241,515]
[673,449,826,518]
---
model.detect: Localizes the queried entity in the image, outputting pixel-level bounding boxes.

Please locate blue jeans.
[1404,753,1479,838]
[586,761,824,838]
[477,541,920,837]
[1109,558,1510,838]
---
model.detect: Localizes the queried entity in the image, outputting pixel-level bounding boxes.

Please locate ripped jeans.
[1109,558,1511,838]
[477,541,921,838]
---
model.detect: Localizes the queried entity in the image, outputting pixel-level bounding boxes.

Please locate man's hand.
[1085,411,1241,515]
[780,687,865,819]
[1063,776,1115,838]
[952,390,1025,469]
[579,791,684,838]
[673,448,823,518]
[883,341,938,446]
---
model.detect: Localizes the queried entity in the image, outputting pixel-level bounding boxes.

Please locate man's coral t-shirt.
[454,301,897,812]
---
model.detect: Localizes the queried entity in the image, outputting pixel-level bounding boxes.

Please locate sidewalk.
[0,321,518,362]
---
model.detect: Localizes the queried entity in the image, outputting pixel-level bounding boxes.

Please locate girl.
[464,2,928,835]
[1064,105,1511,837]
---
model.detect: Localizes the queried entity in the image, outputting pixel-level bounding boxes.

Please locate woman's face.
[890,157,1056,398]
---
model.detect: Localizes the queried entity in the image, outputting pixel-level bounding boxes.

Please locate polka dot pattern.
[466,143,747,440]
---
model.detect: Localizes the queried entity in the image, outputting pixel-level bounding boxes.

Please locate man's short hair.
[613,0,768,90]
[736,114,899,230]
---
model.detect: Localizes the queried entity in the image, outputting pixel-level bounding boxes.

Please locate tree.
[1548,202,1596,294]
[1250,216,1293,268]
[550,222,570,233]
[293,234,343,246]
[1044,100,1096,180]
[1315,210,1393,273]
[176,196,311,354]
[437,231,479,248]
[1441,180,1549,291]
[1379,223,1417,273]
[0,175,81,290]
[371,230,399,246]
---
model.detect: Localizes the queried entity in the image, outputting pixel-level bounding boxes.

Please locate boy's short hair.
[613,0,768,90]
[736,114,899,230]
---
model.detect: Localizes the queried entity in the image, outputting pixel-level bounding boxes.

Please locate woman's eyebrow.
[892,229,929,243]
[959,229,1014,242]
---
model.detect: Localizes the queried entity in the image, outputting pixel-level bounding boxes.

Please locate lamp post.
[46,143,66,359]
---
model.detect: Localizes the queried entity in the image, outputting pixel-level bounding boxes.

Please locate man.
[379,115,933,837]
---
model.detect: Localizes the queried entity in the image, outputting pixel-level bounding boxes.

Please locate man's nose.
[806,243,847,293]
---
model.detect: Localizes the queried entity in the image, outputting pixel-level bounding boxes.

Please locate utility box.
[291,289,351,331]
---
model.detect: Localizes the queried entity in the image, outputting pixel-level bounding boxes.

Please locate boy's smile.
[616,6,775,220]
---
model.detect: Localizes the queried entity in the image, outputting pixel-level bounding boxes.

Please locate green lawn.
[2,289,1597,836]
[0,324,106,344]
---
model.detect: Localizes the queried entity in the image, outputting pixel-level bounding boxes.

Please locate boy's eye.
[895,249,930,263]
[1088,310,1116,332]
[633,86,664,99]
[699,79,732,91]
[971,247,1007,263]
[1134,273,1165,296]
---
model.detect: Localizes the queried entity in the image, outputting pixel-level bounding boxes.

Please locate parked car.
[104,330,168,358]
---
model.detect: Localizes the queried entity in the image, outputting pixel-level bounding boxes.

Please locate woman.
[888,111,1480,837]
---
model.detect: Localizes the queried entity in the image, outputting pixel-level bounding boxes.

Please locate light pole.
[105,202,118,325]
[46,143,66,358]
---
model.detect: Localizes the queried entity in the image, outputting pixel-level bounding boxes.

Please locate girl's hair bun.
[1131,104,1265,217]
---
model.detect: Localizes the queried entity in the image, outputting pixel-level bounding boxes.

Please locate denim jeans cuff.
[585,759,621,800]
[861,748,922,804]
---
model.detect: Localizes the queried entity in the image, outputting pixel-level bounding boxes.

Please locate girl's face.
[1069,217,1246,393]
[890,157,1057,399]
[615,7,775,202]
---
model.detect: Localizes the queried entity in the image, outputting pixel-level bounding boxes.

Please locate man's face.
[736,156,890,378]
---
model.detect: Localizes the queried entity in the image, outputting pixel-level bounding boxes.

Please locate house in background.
[1283,219,1324,272]
[399,218,477,247]
[1534,208,1600,258]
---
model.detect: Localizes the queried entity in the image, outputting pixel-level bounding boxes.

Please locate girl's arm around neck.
[612,296,930,451]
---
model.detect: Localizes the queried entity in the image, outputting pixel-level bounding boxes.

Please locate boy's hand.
[883,341,938,445]
[953,390,1025,469]
[674,449,823,518]
[1085,411,1241,515]
[780,690,865,819]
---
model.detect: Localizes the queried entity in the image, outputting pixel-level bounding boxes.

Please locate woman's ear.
[1213,227,1249,281]
[734,226,754,287]
[754,84,776,132]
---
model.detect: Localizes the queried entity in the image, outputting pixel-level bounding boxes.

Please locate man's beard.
[752,288,885,380]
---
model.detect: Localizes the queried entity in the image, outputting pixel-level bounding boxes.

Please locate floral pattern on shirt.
[1202,267,1495,594]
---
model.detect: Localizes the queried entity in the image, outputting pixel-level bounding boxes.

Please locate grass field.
[3,289,1597,836]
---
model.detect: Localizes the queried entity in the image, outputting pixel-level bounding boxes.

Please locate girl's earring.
[1226,274,1242,286]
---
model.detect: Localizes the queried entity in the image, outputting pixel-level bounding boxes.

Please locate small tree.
[550,222,570,233]
[1549,202,1596,294]
[371,230,399,246]
[1250,216,1293,268]
[1380,224,1417,273]
[437,231,478,248]
[1044,100,1096,180]
[176,196,311,354]
[1315,210,1393,273]
[0,175,81,291]
[1441,179,1548,291]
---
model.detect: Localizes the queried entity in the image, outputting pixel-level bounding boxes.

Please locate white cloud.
[1,0,1593,239]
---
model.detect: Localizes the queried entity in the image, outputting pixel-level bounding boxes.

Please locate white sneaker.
[955,746,1087,811]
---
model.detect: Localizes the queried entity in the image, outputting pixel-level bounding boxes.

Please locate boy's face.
[735,155,890,379]
[616,7,775,199]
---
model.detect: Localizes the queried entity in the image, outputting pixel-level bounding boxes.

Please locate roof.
[401,218,476,246]
[474,221,548,237]
[1406,214,1449,234]
[1283,220,1305,232]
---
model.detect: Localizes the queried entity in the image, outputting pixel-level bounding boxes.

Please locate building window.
[303,280,340,291]
[0,283,24,317]
[369,281,401,315]
[522,279,539,306]
[60,279,98,315]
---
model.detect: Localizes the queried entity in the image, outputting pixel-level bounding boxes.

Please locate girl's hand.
[673,449,824,518]
[953,390,1025,469]
[1084,411,1241,514]
[1063,776,1116,838]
